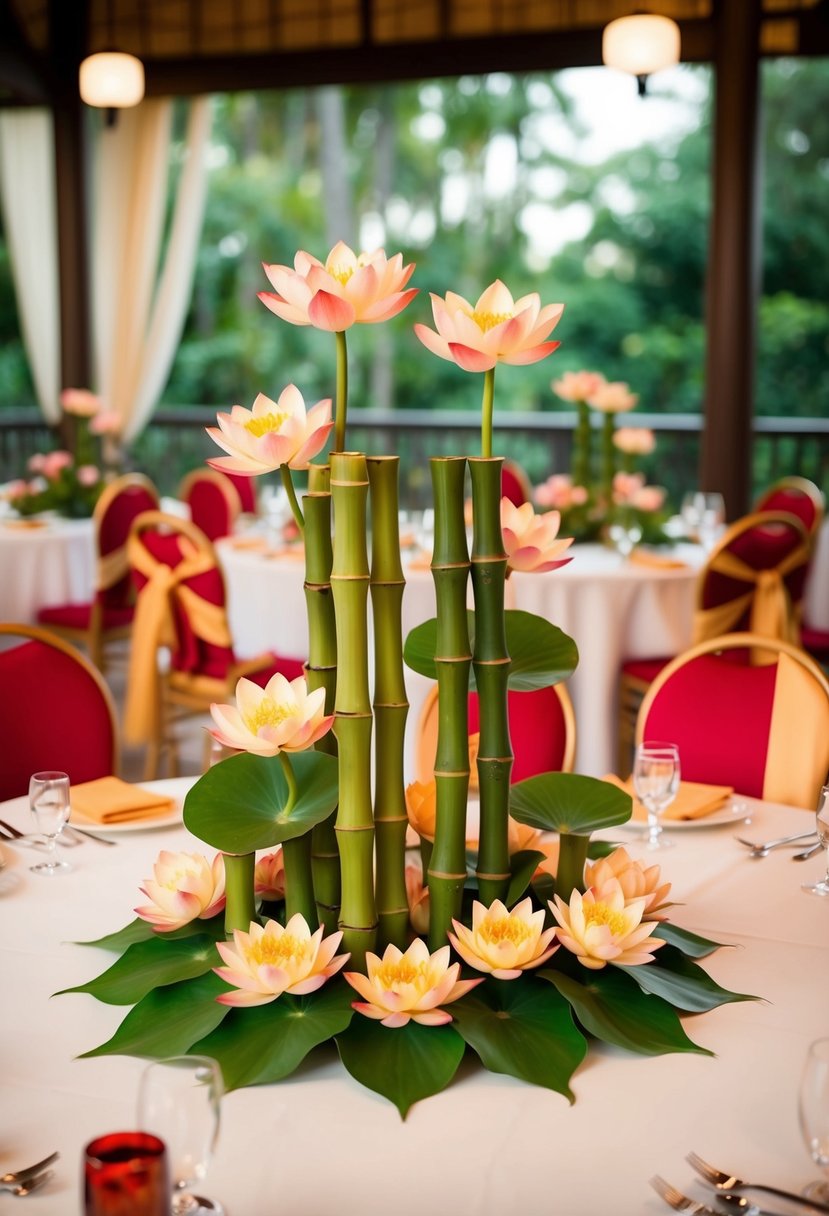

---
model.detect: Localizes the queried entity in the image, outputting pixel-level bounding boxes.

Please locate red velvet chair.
[636,632,829,809]
[755,476,824,537]
[0,623,119,799]
[124,511,305,777]
[178,468,242,542]
[220,470,257,515]
[36,473,159,670]
[501,460,533,507]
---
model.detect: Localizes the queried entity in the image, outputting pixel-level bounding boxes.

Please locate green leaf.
[510,772,632,835]
[336,1016,466,1119]
[79,973,231,1060]
[57,935,221,1005]
[183,750,339,852]
[506,850,546,905]
[450,977,587,1102]
[194,983,355,1091]
[618,947,758,1012]
[651,922,726,959]
[73,916,224,952]
[541,968,713,1057]
[404,610,578,690]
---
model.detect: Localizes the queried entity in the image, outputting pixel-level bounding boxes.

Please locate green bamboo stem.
[303,483,340,933]
[480,368,495,459]
[556,833,589,902]
[335,331,348,452]
[277,753,318,927]
[427,457,472,947]
[573,400,591,488]
[367,456,410,950]
[308,462,331,494]
[223,852,256,936]
[469,456,512,906]
[330,451,376,966]
[601,413,616,505]
[280,463,305,532]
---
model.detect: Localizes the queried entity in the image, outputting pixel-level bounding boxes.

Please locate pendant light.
[79,0,144,114]
[602,13,681,96]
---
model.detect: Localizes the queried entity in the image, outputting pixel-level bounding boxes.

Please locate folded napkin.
[407,552,432,571]
[70,776,176,825]
[603,773,734,822]
[264,545,306,561]
[225,534,268,552]
[628,549,689,571]
[3,518,48,530]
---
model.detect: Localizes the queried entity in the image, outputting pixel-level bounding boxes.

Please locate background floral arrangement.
[63,244,752,1117]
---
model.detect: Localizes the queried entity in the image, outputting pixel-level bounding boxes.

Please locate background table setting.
[0,514,95,626]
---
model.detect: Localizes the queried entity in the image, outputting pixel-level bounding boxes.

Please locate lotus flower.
[77,465,101,487]
[405,778,544,855]
[60,388,101,417]
[206,385,333,477]
[501,499,574,574]
[449,897,558,979]
[209,672,333,758]
[549,879,666,970]
[534,474,589,511]
[135,850,226,932]
[613,426,655,456]
[415,280,564,374]
[3,479,28,501]
[405,861,431,936]
[631,485,666,512]
[89,408,122,436]
[214,915,348,1007]
[254,849,286,901]
[583,847,671,920]
[259,241,417,333]
[552,370,606,402]
[41,450,73,480]
[587,381,638,414]
[344,939,481,1028]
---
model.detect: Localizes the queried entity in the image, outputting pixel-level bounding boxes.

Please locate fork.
[735,832,817,857]
[0,823,77,850]
[1,1169,54,1197]
[0,1152,59,1187]
[650,1175,719,1214]
[686,1152,829,1212]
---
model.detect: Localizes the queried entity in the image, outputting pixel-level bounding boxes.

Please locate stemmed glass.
[681,491,725,550]
[607,517,643,559]
[799,1037,829,1202]
[28,770,72,875]
[632,742,680,851]
[802,784,829,897]
[137,1055,224,1215]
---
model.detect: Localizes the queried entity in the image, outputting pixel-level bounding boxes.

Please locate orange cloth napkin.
[264,545,306,561]
[603,773,734,822]
[70,776,176,825]
[407,552,432,571]
[628,549,689,571]
[226,534,268,552]
[3,519,48,530]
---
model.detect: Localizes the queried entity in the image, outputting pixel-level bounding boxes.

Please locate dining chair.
[124,510,305,778]
[755,475,824,537]
[635,632,829,809]
[0,622,119,799]
[415,682,576,785]
[178,468,242,542]
[220,469,258,515]
[501,459,533,507]
[35,472,159,670]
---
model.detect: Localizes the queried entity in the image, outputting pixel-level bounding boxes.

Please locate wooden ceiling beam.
[0,3,50,103]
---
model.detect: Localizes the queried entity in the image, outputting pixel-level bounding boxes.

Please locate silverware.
[735,832,817,858]
[793,841,824,861]
[1,1169,55,1197]
[686,1151,829,1213]
[0,1152,59,1187]
[649,1175,720,1214]
[64,824,117,847]
[0,818,78,849]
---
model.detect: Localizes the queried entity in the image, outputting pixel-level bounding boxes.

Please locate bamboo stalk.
[427,457,472,948]
[223,852,256,936]
[573,400,592,488]
[469,456,512,906]
[556,833,589,902]
[601,413,616,504]
[330,451,376,967]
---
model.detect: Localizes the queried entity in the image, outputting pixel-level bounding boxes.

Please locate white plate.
[616,798,753,832]
[69,799,183,835]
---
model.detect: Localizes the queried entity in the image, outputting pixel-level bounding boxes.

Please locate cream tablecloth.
[0,779,826,1214]
[0,516,95,625]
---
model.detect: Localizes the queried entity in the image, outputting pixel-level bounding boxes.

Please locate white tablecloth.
[0,517,95,625]
[0,779,826,1215]
[219,541,703,778]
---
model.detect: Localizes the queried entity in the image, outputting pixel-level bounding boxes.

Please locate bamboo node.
[475,871,512,882]
[427,869,468,881]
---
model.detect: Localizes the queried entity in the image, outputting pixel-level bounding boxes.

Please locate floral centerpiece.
[63,245,752,1117]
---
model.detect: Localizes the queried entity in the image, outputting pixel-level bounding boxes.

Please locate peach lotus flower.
[405,778,544,855]
[89,408,121,436]
[414,279,564,373]
[3,479,28,501]
[612,471,645,503]
[552,370,607,402]
[583,847,671,921]
[449,897,558,980]
[41,450,74,480]
[214,915,349,1007]
[534,474,589,511]
[206,385,333,478]
[345,939,482,1028]
[77,465,101,487]
[405,861,431,936]
[259,241,418,333]
[613,426,655,456]
[27,453,46,473]
[549,878,666,970]
[135,850,226,932]
[254,849,286,901]
[209,672,333,758]
[631,485,666,513]
[587,381,638,414]
[501,498,574,574]
[60,387,101,417]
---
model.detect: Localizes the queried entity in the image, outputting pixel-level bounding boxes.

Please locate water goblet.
[799,1037,829,1202]
[607,518,643,559]
[802,783,829,897]
[28,770,72,875]
[697,493,726,551]
[632,742,680,851]
[137,1055,224,1215]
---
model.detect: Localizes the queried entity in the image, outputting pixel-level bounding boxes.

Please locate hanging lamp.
[602,13,681,96]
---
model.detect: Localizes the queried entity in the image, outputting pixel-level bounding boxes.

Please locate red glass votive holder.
[84,1132,170,1216]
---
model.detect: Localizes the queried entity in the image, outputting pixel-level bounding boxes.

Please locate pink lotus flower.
[27,453,46,473]
[135,850,226,932]
[209,671,333,758]
[534,474,589,510]
[612,471,645,503]
[60,388,101,417]
[405,861,431,936]
[631,485,666,513]
[549,879,666,970]
[583,847,671,920]
[206,386,333,476]
[254,850,286,901]
[41,450,74,480]
[345,939,481,1028]
[214,915,348,1007]
[414,279,564,373]
[89,408,121,436]
[501,498,574,574]
[449,897,558,980]
[613,426,655,456]
[259,241,417,333]
[552,370,606,402]
[77,465,101,487]
[3,479,28,501]
[587,381,638,414]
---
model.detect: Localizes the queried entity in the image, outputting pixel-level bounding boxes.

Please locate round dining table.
[0,515,95,625]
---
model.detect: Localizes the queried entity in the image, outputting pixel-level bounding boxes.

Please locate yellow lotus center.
[244,411,288,438]
[244,697,291,735]
[479,915,532,947]
[471,309,512,333]
[376,958,429,991]
[326,262,354,286]
[162,863,200,891]
[246,933,303,968]
[583,901,628,938]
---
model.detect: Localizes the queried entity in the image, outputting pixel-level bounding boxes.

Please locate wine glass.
[28,770,72,875]
[632,742,680,851]
[607,518,643,559]
[802,784,829,897]
[799,1037,829,1202]
[697,493,726,551]
[137,1055,224,1215]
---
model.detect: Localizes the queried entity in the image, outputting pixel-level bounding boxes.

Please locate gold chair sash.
[97,543,130,592]
[764,651,829,809]
[691,543,809,658]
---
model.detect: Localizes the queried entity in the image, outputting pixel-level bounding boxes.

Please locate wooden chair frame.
[755,476,825,536]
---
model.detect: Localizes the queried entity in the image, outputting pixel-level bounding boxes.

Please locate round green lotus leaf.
[509,771,632,835]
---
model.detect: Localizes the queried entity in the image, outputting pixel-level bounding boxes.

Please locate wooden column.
[700,0,762,519]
